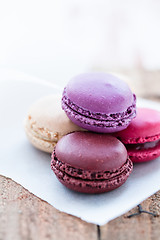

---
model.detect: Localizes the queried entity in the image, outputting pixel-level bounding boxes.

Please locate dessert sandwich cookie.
[51,132,133,194]
[115,108,160,163]
[62,72,136,133]
[24,95,85,153]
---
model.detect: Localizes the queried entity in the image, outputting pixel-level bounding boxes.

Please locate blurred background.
[0,0,160,97]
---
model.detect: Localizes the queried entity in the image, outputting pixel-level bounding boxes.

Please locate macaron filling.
[62,89,136,129]
[126,139,160,151]
[51,150,133,190]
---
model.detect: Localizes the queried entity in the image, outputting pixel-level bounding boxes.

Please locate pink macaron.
[115,108,160,163]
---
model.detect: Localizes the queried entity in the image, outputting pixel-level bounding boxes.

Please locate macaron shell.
[55,132,128,171]
[116,108,160,144]
[128,149,160,163]
[27,95,85,138]
[128,143,160,163]
[25,95,86,153]
[66,73,134,114]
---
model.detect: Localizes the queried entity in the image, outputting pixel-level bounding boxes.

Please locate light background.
[0,0,160,85]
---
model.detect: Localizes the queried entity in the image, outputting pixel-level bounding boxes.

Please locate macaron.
[51,132,133,193]
[62,73,136,133]
[25,95,85,153]
[115,108,160,163]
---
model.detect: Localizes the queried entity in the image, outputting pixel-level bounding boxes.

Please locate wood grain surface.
[0,175,97,240]
[1,70,160,240]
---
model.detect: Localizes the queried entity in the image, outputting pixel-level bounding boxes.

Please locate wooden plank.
[100,191,160,240]
[0,175,97,240]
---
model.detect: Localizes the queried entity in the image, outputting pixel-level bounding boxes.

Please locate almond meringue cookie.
[51,132,133,193]
[62,73,136,133]
[24,95,85,153]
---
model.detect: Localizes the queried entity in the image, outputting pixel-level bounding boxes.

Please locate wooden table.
[1,69,160,240]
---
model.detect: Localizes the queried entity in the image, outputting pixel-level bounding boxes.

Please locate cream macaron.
[24,95,85,153]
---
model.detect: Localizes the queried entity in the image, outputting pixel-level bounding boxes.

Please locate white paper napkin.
[0,70,160,225]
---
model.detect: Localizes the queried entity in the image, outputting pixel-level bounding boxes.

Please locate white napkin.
[0,70,160,225]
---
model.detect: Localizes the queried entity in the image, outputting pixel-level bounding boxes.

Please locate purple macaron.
[62,73,136,133]
[51,132,133,194]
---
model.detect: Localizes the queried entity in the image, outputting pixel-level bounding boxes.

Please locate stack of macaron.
[25,72,160,194]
